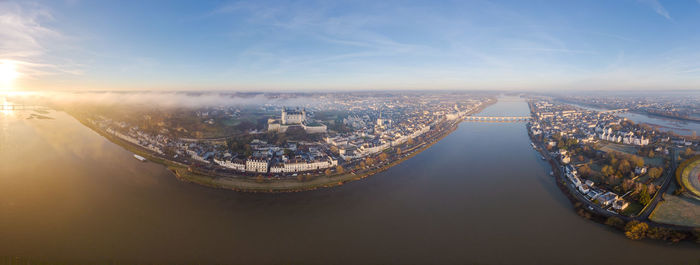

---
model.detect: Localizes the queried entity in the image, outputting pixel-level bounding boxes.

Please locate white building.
[281,108,306,125]
[245,159,269,173]
[613,198,629,210]
[214,158,246,171]
[270,158,338,173]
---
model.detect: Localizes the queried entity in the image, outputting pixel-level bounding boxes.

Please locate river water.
[0,98,698,264]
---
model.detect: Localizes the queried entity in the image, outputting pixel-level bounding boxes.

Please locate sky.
[2,0,700,92]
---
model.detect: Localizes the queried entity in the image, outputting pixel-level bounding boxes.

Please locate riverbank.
[71,98,496,193]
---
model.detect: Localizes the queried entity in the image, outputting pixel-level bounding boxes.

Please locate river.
[564,102,700,136]
[0,98,698,264]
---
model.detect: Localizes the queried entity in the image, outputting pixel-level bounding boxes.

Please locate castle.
[268,107,326,134]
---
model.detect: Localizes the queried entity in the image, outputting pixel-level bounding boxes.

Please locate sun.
[0,60,20,91]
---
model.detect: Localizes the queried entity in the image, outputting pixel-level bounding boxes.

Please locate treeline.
[604,217,699,243]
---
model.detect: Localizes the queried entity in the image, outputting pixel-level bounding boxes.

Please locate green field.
[621,201,643,216]
[649,193,700,227]
[644,157,664,167]
[599,143,638,155]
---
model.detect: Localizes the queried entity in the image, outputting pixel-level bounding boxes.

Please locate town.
[78,92,493,185]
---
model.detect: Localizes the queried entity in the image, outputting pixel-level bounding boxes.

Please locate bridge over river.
[463,115,531,122]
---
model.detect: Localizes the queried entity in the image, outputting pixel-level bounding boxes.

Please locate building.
[561,155,571,164]
[635,166,647,175]
[245,159,269,173]
[597,192,619,206]
[281,107,306,125]
[612,198,629,211]
[270,157,338,173]
[268,107,327,134]
[214,158,246,171]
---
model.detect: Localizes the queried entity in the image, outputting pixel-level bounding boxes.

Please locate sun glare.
[0,60,19,91]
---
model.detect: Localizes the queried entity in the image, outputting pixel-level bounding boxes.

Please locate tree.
[624,221,649,240]
[379,153,388,161]
[617,160,631,174]
[256,175,264,183]
[631,155,644,168]
[579,165,592,178]
[647,150,655,158]
[601,165,615,177]
[693,229,700,244]
[684,147,694,157]
[639,188,651,205]
[608,153,618,167]
[622,179,634,192]
[324,169,332,175]
[647,227,672,241]
[647,184,657,195]
[647,167,662,179]
[244,144,252,157]
[336,165,344,174]
[407,138,414,145]
[396,147,402,154]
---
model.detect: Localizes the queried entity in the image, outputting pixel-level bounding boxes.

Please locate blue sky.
[2,0,700,91]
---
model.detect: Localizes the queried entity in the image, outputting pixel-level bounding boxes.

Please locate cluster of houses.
[93,116,339,175]
[209,140,339,174]
[102,122,166,155]
[213,153,338,174]
[563,164,630,211]
[325,123,430,160]
[596,127,649,146]
[530,101,654,148]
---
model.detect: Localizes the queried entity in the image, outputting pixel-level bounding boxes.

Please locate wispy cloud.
[505,47,598,55]
[0,1,81,81]
[638,0,672,20]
